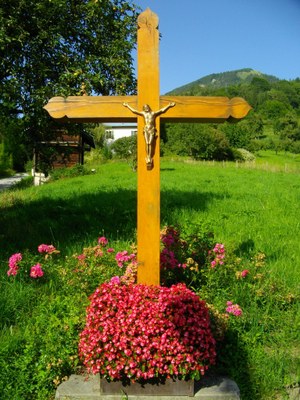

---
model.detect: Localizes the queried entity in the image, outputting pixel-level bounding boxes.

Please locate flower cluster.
[160,248,180,269]
[225,301,243,317]
[236,269,250,279]
[76,237,136,271]
[76,245,112,266]
[7,253,22,276]
[79,282,216,382]
[160,226,225,287]
[7,244,59,279]
[119,262,138,285]
[98,236,108,246]
[30,263,44,278]
[38,244,57,254]
[160,226,187,270]
[115,250,136,268]
[70,237,137,294]
[210,243,225,268]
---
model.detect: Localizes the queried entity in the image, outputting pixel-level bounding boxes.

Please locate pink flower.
[9,252,22,267]
[7,253,22,276]
[226,301,243,316]
[241,269,249,278]
[107,248,115,253]
[7,266,19,276]
[98,236,108,246]
[210,243,226,268]
[38,244,56,254]
[79,283,216,382]
[110,276,121,285]
[30,263,44,278]
[115,251,136,268]
[213,243,225,253]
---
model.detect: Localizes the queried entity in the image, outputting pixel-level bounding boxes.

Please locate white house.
[103,122,137,142]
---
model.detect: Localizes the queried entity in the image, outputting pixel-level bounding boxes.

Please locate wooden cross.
[44,9,251,286]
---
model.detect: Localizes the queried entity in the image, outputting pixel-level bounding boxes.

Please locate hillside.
[167,68,279,95]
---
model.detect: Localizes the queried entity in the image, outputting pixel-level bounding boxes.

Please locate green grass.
[161,159,299,290]
[0,161,137,259]
[0,158,299,399]
[255,150,300,172]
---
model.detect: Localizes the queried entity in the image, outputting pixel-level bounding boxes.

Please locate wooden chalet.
[33,130,95,172]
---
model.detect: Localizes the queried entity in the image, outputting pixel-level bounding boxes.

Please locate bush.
[290,140,300,154]
[232,148,256,162]
[111,136,137,170]
[79,281,216,383]
[163,123,233,161]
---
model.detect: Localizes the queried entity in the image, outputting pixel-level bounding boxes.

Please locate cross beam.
[44,8,251,286]
[44,95,250,123]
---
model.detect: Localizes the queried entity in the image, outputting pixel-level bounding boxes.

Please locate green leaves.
[0,0,139,168]
[163,123,232,161]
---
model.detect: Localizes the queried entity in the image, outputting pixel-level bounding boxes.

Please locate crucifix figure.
[123,102,175,168]
[44,8,251,286]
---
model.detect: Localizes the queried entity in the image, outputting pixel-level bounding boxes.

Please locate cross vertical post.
[136,10,161,285]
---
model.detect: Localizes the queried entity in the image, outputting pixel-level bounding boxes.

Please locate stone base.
[100,378,194,396]
[55,374,240,399]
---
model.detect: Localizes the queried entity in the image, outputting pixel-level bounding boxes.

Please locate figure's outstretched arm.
[123,102,142,116]
[155,102,176,116]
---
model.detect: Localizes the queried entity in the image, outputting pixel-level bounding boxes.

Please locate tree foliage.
[111,135,137,169]
[164,75,300,159]
[163,123,232,161]
[0,0,139,169]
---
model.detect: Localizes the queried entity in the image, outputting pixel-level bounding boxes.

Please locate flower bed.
[79,281,216,383]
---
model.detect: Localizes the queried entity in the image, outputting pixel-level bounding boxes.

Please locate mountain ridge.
[166,68,279,95]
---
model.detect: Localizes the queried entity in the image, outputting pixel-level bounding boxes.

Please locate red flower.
[79,282,216,382]
[98,236,108,246]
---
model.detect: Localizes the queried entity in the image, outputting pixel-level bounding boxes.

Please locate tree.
[163,123,232,161]
[242,77,271,108]
[273,80,300,110]
[0,117,28,171]
[274,112,300,141]
[111,135,137,170]
[220,122,251,149]
[258,100,291,121]
[0,0,139,169]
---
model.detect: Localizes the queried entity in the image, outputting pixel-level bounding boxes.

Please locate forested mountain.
[158,69,300,161]
[167,68,279,95]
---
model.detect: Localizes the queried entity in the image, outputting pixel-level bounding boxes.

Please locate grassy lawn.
[254,150,300,172]
[161,158,299,290]
[0,158,299,399]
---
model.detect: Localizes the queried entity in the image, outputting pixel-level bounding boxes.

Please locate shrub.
[111,136,137,170]
[79,281,216,383]
[159,225,215,287]
[232,148,256,162]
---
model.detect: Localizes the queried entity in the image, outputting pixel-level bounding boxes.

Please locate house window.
[105,130,114,139]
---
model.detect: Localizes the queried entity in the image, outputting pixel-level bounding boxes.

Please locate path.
[0,173,29,191]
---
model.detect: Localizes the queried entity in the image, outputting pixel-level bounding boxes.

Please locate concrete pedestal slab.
[55,374,240,400]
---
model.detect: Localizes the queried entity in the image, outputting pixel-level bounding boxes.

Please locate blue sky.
[132,0,300,94]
